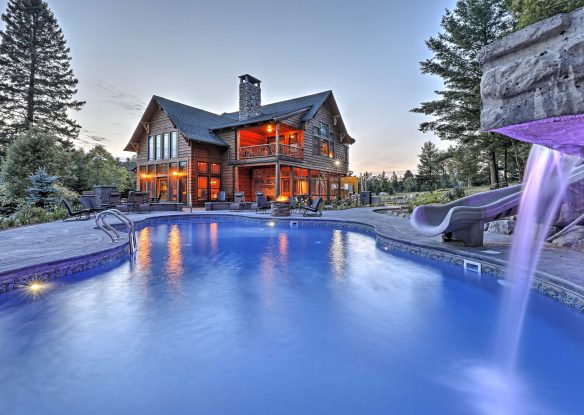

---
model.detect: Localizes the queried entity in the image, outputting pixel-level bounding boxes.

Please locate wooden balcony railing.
[239,144,304,160]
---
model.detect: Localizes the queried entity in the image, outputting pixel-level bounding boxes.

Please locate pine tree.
[506,0,584,28]
[416,141,441,192]
[0,0,84,153]
[25,167,58,209]
[412,0,514,187]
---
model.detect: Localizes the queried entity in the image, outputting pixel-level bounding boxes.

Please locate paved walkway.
[1,208,583,297]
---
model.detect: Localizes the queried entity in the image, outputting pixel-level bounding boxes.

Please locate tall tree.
[412,0,514,187]
[506,0,584,28]
[416,141,441,192]
[0,0,84,153]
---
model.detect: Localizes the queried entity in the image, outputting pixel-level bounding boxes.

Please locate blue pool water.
[1,221,583,415]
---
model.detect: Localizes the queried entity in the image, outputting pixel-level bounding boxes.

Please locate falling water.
[457,145,579,415]
[495,144,578,373]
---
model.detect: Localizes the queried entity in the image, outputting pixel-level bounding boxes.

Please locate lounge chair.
[79,196,103,214]
[62,200,92,221]
[230,192,245,211]
[300,196,323,217]
[256,193,271,213]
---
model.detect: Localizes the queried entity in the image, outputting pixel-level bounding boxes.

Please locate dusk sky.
[2,0,457,174]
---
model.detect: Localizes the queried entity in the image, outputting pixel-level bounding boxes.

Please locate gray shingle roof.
[145,90,336,147]
[154,96,231,147]
[218,91,331,129]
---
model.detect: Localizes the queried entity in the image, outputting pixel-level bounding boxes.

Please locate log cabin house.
[124,74,355,206]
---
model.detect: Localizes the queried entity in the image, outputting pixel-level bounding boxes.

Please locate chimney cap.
[239,74,261,86]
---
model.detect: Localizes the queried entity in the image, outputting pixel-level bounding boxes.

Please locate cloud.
[96,81,145,115]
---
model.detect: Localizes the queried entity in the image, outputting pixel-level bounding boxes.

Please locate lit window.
[198,162,208,173]
[321,140,329,157]
[210,177,221,201]
[210,163,221,174]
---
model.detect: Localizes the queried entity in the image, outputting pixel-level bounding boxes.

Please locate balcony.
[239,144,304,160]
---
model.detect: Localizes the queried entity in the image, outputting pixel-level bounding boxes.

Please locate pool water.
[0,221,583,415]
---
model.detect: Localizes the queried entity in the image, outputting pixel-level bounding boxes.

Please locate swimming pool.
[0,220,583,414]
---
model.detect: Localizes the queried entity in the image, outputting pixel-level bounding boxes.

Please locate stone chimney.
[238,74,261,120]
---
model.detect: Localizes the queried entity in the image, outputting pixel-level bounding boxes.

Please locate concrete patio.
[0,208,583,309]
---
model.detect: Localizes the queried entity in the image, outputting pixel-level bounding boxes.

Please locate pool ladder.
[95,209,137,256]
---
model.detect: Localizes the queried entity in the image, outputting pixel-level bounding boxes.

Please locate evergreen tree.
[25,167,58,209]
[412,0,514,187]
[0,0,84,153]
[506,0,584,28]
[1,128,61,200]
[416,141,441,192]
[390,171,400,193]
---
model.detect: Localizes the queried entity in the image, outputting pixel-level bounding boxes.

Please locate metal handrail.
[95,209,137,256]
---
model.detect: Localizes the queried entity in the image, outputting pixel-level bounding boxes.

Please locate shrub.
[445,186,466,201]
[25,168,59,209]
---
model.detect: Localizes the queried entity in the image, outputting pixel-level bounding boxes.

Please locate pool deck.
[1,208,583,308]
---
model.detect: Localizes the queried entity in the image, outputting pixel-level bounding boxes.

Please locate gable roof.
[124,90,354,151]
[218,91,332,128]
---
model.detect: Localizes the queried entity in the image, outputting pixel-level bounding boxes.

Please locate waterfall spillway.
[495,145,578,373]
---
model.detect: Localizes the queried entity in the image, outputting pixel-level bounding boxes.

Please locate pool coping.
[1,212,583,313]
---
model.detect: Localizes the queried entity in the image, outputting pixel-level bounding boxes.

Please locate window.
[170,131,178,158]
[329,133,335,158]
[147,136,154,161]
[157,163,167,175]
[178,161,188,203]
[321,139,329,157]
[320,122,329,138]
[313,136,320,156]
[155,134,162,160]
[210,163,221,174]
[210,177,221,201]
[169,162,178,201]
[289,133,299,147]
[197,176,208,201]
[198,162,208,173]
[342,145,348,162]
[330,173,340,197]
[310,170,328,197]
[163,133,169,159]
[294,168,309,195]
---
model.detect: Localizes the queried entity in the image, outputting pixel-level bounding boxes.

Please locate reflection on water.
[166,224,184,289]
[209,222,218,254]
[278,232,288,261]
[137,227,152,271]
[330,229,345,279]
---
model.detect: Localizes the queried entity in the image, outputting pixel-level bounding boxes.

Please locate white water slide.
[409,164,584,247]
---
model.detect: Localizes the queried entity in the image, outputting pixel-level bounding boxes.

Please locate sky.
[2,0,458,175]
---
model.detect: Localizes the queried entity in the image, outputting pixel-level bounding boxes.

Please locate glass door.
[157,178,169,201]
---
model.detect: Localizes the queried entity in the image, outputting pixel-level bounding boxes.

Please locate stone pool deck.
[0,208,583,310]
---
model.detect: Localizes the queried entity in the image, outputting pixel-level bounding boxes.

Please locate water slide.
[409,164,584,247]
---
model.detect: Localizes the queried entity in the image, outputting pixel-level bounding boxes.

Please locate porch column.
[275,122,281,197]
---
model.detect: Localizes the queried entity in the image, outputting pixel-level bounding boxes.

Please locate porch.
[236,165,342,201]
[238,124,304,161]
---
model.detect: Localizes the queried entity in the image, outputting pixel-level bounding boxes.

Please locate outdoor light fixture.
[267,124,273,133]
[334,160,341,167]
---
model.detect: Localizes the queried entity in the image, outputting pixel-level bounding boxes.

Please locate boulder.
[550,225,584,252]
[486,220,516,235]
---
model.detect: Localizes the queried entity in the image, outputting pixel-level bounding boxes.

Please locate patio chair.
[79,196,103,214]
[300,196,323,217]
[256,193,271,213]
[230,192,245,211]
[133,192,151,213]
[62,200,92,221]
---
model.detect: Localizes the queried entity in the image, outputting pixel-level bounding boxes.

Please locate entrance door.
[157,178,169,201]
